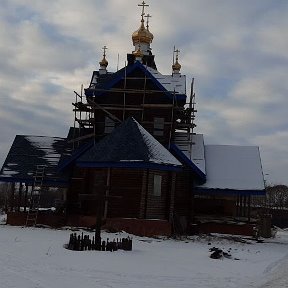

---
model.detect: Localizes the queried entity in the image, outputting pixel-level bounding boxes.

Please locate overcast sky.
[0,0,287,185]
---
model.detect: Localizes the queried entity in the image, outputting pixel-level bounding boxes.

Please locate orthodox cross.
[138,1,149,20]
[174,48,180,62]
[102,45,108,58]
[145,13,152,29]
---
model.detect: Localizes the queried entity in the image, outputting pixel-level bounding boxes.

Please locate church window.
[153,117,164,136]
[104,116,115,134]
[153,174,162,196]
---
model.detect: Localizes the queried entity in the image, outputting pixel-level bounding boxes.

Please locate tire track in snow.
[257,251,288,288]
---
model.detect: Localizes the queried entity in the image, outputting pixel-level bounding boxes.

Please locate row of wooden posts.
[67,232,132,251]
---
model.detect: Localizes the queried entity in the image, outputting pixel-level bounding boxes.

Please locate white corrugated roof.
[174,133,206,173]
[198,145,265,191]
[146,67,186,94]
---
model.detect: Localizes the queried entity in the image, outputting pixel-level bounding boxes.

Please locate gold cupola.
[172,59,181,71]
[99,46,108,68]
[99,46,108,75]
[99,56,108,68]
[132,19,153,45]
[133,44,144,62]
[172,48,182,73]
[132,1,153,45]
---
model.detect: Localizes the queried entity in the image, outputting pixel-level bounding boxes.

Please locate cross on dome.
[99,45,108,73]
[138,1,149,21]
[172,48,181,73]
[145,13,152,29]
[132,1,154,54]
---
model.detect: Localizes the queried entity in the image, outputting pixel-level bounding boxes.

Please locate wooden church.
[0,1,266,236]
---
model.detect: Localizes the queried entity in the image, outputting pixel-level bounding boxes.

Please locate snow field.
[0,224,288,288]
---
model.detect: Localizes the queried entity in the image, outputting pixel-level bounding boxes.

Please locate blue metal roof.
[0,135,68,185]
[85,61,186,103]
[76,117,182,171]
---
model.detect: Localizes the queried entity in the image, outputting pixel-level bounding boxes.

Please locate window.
[153,174,162,196]
[104,116,115,134]
[153,117,164,136]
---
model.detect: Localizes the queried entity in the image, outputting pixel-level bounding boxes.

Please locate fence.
[66,232,132,251]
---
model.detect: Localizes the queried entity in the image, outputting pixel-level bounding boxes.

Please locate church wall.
[174,171,193,218]
[145,170,171,220]
[107,168,143,218]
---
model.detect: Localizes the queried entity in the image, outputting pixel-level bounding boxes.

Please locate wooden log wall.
[174,171,192,218]
[145,170,170,220]
[107,169,143,218]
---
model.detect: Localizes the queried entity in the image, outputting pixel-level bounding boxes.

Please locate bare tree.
[266,185,288,210]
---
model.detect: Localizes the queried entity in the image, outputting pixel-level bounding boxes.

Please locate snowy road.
[256,245,288,288]
[1,223,288,288]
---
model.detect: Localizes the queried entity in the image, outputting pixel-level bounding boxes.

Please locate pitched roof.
[196,145,265,194]
[85,61,186,103]
[77,117,182,171]
[0,135,68,185]
[173,133,265,194]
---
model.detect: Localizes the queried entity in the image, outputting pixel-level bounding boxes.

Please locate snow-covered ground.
[0,216,288,288]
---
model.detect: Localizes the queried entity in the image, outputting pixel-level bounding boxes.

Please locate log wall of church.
[145,170,170,220]
[107,169,143,218]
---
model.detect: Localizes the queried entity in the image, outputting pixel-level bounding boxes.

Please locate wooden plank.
[89,87,179,94]
[141,104,174,108]
[87,98,122,123]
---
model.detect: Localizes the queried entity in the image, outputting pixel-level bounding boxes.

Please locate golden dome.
[99,46,108,67]
[132,20,153,45]
[99,56,108,67]
[172,48,181,72]
[172,59,181,71]
[133,46,144,58]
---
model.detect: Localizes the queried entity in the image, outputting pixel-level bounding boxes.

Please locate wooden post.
[103,168,111,219]
[239,195,243,217]
[139,170,148,219]
[243,195,247,217]
[94,192,103,245]
[189,175,195,222]
[169,172,176,222]
[248,195,251,223]
[18,183,23,212]
[10,182,15,212]
[24,184,28,212]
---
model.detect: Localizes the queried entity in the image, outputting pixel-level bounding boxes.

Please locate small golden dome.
[132,20,153,45]
[99,46,108,67]
[172,60,181,71]
[172,48,181,72]
[133,46,144,58]
[99,56,108,67]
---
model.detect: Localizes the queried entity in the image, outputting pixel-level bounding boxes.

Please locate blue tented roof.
[77,117,182,171]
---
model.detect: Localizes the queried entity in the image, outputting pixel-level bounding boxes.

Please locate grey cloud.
[0,0,288,185]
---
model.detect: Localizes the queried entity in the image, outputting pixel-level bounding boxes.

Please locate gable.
[85,61,186,103]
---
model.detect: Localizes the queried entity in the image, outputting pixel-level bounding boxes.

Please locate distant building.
[0,2,265,236]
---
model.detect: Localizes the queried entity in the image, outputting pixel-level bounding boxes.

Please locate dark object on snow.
[209,247,231,259]
[66,232,132,252]
[210,247,223,259]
